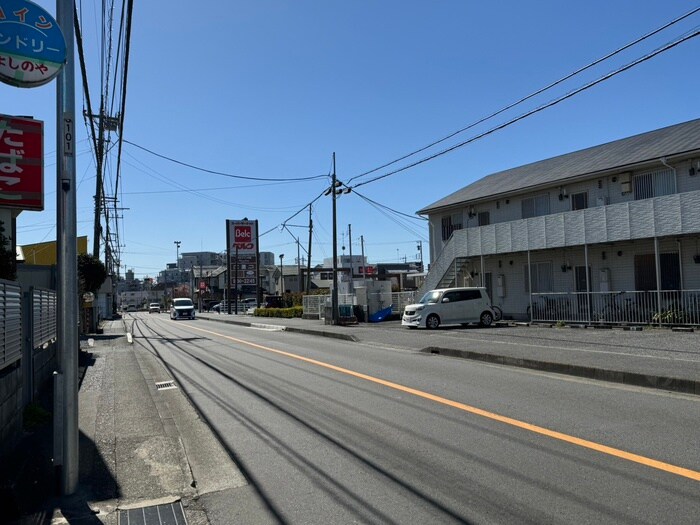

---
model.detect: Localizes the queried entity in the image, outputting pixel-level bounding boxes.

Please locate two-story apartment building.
[418,118,700,324]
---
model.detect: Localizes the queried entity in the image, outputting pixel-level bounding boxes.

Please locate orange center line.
[186,323,700,482]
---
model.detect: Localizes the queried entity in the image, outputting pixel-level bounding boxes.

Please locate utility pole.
[417,240,424,272]
[279,253,285,296]
[361,235,366,287]
[296,239,301,293]
[348,224,354,292]
[331,153,338,324]
[56,0,79,495]
[306,204,313,293]
[91,105,103,258]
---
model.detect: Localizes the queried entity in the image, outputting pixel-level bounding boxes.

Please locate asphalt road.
[131,314,700,524]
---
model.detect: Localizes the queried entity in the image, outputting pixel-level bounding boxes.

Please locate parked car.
[170,298,196,320]
[148,302,161,314]
[263,295,283,308]
[401,287,495,329]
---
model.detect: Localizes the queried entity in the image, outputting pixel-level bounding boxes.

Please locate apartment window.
[634,168,675,200]
[634,253,680,290]
[441,212,463,241]
[478,211,490,226]
[521,194,550,219]
[524,262,553,293]
[571,191,588,211]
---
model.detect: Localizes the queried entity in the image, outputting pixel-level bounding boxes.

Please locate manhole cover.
[155,380,177,391]
[118,500,187,524]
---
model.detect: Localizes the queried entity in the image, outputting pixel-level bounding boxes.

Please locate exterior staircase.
[436,257,469,289]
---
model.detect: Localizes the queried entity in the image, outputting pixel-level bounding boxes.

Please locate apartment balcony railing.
[529,289,700,326]
[423,190,700,293]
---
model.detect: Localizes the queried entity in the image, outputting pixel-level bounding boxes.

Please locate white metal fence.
[529,290,700,326]
[301,291,417,318]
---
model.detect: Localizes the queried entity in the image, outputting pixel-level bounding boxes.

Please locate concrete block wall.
[32,344,56,401]
[0,361,23,460]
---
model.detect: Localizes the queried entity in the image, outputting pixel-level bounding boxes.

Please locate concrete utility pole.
[361,235,366,287]
[331,153,338,324]
[56,0,79,495]
[279,253,285,295]
[306,204,313,293]
[348,224,354,292]
[296,239,301,293]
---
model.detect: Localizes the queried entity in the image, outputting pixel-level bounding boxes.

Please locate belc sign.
[0,0,67,88]
[229,220,257,254]
[0,113,43,210]
[234,224,253,249]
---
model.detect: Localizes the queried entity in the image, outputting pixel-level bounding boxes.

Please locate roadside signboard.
[0,113,43,210]
[226,219,260,288]
[230,220,257,254]
[0,0,67,87]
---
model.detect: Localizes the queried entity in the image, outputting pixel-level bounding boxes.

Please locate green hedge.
[254,306,304,318]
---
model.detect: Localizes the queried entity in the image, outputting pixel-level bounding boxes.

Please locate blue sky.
[3,0,700,279]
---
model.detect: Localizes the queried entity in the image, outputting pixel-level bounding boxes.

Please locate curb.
[283,326,358,342]
[421,346,700,396]
[199,315,359,342]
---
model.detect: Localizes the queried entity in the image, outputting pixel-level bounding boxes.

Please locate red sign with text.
[0,114,43,210]
[233,224,253,250]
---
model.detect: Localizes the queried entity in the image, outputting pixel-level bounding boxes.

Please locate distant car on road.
[148,302,161,314]
[170,298,196,320]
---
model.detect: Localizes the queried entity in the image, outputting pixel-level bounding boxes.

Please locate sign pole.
[56,0,79,495]
[234,245,239,314]
[226,220,231,314]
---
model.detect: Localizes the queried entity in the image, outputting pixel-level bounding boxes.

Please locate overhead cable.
[352,28,700,190]
[347,6,700,185]
[123,139,329,182]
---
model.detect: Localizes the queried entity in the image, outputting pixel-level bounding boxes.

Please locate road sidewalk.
[198,312,700,396]
[7,318,251,524]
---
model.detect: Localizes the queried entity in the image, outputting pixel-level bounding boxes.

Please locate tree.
[0,220,16,280]
[78,253,107,293]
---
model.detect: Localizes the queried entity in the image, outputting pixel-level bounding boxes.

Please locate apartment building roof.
[418,118,700,215]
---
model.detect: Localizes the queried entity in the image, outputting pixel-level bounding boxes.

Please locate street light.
[174,240,181,272]
[279,253,285,295]
[173,240,181,301]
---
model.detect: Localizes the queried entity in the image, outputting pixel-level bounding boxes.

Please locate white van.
[402,287,495,329]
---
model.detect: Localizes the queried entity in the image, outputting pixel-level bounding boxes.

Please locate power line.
[352,27,700,190]
[346,6,700,186]
[122,139,330,182]
[351,189,427,222]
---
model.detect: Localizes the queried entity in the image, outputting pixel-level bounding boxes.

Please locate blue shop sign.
[0,0,67,87]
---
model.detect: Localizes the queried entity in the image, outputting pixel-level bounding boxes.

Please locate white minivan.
[402,287,495,329]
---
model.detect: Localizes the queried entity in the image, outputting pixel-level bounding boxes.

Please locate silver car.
[170,298,196,320]
[402,287,495,329]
